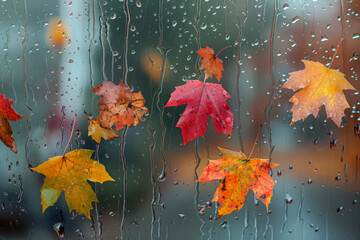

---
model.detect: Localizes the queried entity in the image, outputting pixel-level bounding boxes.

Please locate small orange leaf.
[88,117,119,144]
[282,60,356,127]
[198,147,278,219]
[93,81,149,131]
[31,149,115,219]
[197,46,225,81]
[0,94,23,153]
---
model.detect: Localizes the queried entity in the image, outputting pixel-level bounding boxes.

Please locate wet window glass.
[0,0,359,239]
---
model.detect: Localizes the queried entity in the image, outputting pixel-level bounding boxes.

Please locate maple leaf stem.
[63,114,77,156]
[215,45,231,58]
[248,124,262,160]
[84,111,92,122]
[328,38,344,69]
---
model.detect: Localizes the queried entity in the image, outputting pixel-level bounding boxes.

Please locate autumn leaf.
[197,46,225,81]
[165,80,234,145]
[85,112,119,144]
[282,60,356,127]
[31,149,115,219]
[0,94,23,153]
[93,81,149,131]
[198,147,278,219]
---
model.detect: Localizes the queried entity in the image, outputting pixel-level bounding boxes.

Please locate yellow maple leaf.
[31,149,115,219]
[198,147,278,218]
[282,60,356,127]
[88,117,119,144]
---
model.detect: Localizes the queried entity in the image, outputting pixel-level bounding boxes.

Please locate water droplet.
[292,16,300,24]
[158,171,166,182]
[337,206,343,213]
[352,33,360,39]
[321,35,329,42]
[220,221,227,229]
[200,23,207,29]
[75,229,84,238]
[285,194,293,204]
[110,13,116,20]
[131,220,138,225]
[53,222,64,238]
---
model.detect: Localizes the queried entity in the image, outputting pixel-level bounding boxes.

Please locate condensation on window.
[0,0,359,239]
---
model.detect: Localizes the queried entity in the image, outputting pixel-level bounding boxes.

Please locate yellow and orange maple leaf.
[86,112,119,144]
[197,46,225,81]
[93,81,149,131]
[198,147,278,219]
[31,149,115,219]
[282,60,356,127]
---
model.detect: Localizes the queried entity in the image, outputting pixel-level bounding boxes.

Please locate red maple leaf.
[165,80,234,145]
[0,94,23,153]
[197,46,225,81]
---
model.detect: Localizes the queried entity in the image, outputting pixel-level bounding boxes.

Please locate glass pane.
[0,0,359,239]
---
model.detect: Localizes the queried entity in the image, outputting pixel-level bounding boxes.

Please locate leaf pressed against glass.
[165,80,234,145]
[198,148,278,219]
[0,94,23,153]
[93,81,149,131]
[87,115,119,144]
[197,46,225,82]
[282,60,356,126]
[31,149,115,219]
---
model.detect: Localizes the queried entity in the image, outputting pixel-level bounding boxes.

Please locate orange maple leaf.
[197,46,225,81]
[31,149,115,219]
[282,60,356,127]
[198,147,278,219]
[93,81,149,131]
[0,94,23,153]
